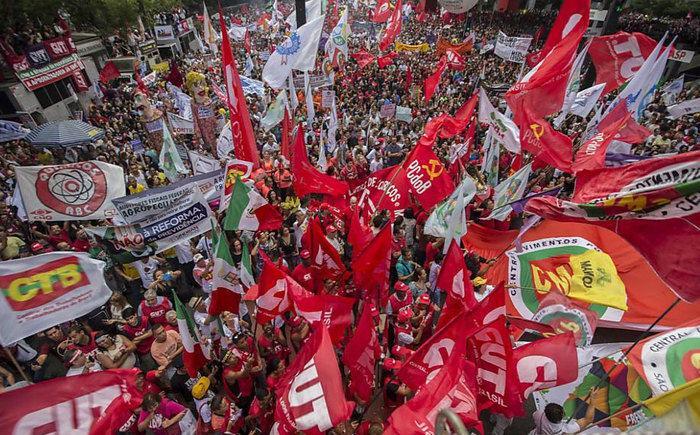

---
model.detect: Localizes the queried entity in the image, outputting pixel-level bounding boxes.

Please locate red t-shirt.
[139,297,172,326]
[122,316,154,354]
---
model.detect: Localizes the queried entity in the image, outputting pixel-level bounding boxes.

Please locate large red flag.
[291,124,349,198]
[589,32,659,95]
[424,57,447,102]
[99,61,120,84]
[513,333,578,399]
[378,51,398,68]
[351,224,392,307]
[572,109,631,174]
[526,0,591,67]
[291,289,355,345]
[307,218,347,280]
[436,241,478,329]
[351,50,376,68]
[446,50,466,70]
[594,100,651,144]
[455,92,478,121]
[519,106,573,172]
[342,304,381,403]
[347,207,373,252]
[397,285,506,390]
[371,0,392,22]
[506,1,589,125]
[0,369,137,434]
[219,8,260,167]
[401,144,455,210]
[274,325,355,434]
[386,346,481,434]
[379,0,403,52]
[467,316,525,417]
[248,259,293,323]
[351,165,412,221]
[281,108,292,162]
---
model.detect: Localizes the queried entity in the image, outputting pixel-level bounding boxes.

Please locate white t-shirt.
[133,258,159,288]
[529,409,580,435]
[174,241,194,264]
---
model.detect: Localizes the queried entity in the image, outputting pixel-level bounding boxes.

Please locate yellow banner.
[153,61,170,74]
[395,41,430,53]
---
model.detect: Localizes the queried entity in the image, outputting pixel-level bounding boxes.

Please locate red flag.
[402,142,455,210]
[274,325,355,434]
[244,29,251,54]
[415,0,426,15]
[595,100,651,144]
[446,50,466,70]
[307,218,347,280]
[99,61,120,84]
[436,241,478,329]
[90,391,142,435]
[397,285,506,390]
[351,165,412,221]
[281,108,292,162]
[165,58,183,88]
[371,0,393,23]
[348,207,373,252]
[506,1,589,125]
[377,51,398,68]
[589,32,659,95]
[342,304,380,403]
[291,289,355,345]
[0,369,137,434]
[351,224,392,307]
[379,0,403,52]
[351,50,376,68]
[219,8,260,167]
[424,57,447,102]
[572,109,631,174]
[526,0,591,67]
[467,316,525,417]
[405,66,413,91]
[455,92,478,121]
[249,259,294,323]
[133,68,148,96]
[386,346,481,434]
[512,333,578,399]
[519,106,573,172]
[291,124,349,198]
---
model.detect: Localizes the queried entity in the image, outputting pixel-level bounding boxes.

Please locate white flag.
[480,88,520,153]
[553,41,590,128]
[188,150,221,174]
[325,8,351,63]
[486,163,532,221]
[228,25,247,40]
[261,90,288,131]
[317,129,328,171]
[443,179,470,253]
[662,75,684,105]
[202,1,218,54]
[667,97,700,119]
[263,14,325,89]
[288,73,299,111]
[570,83,605,118]
[286,0,322,29]
[304,71,315,127]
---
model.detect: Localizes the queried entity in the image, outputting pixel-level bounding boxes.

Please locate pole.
[564,297,682,424]
[3,347,31,384]
[295,0,307,27]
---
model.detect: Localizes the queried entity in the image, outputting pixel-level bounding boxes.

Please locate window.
[34,77,75,109]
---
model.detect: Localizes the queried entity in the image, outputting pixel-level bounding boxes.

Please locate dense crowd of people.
[0,0,698,434]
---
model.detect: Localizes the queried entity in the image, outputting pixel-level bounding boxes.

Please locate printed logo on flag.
[0,256,89,311]
[35,162,108,217]
[639,325,700,395]
[405,158,445,194]
[529,122,545,140]
[532,303,595,347]
[506,238,624,322]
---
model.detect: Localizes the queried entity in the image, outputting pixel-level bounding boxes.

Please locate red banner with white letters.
[401,145,455,210]
[589,32,658,95]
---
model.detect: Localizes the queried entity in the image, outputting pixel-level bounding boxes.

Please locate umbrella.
[0,120,31,143]
[25,120,105,148]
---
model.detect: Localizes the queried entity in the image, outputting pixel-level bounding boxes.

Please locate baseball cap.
[191,377,210,400]
[193,253,204,262]
[368,303,380,318]
[417,294,430,305]
[394,282,409,293]
[397,307,412,323]
[300,249,311,259]
[382,358,402,371]
[392,345,414,360]
[288,315,304,327]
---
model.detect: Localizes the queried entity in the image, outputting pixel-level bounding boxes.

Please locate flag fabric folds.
[209,226,244,316]
[513,333,578,398]
[173,292,210,377]
[341,304,380,403]
[291,125,349,198]
[351,224,392,307]
[379,0,403,52]
[223,177,283,231]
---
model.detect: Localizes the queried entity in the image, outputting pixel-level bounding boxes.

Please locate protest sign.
[494,31,532,63]
[16,161,125,221]
[322,89,335,108]
[380,102,396,118]
[166,111,195,135]
[0,252,110,345]
[88,190,214,263]
[188,150,221,174]
[112,170,224,223]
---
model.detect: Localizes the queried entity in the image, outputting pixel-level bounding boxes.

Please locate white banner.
[88,190,214,260]
[166,111,194,135]
[667,97,700,119]
[188,150,221,175]
[396,105,413,123]
[437,0,477,14]
[570,83,605,118]
[0,252,110,345]
[494,31,532,64]
[16,161,125,221]
[668,49,694,64]
[112,170,223,223]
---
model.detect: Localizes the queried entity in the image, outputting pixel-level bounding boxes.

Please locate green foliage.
[626,0,700,18]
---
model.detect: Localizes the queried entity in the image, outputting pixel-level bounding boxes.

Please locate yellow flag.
[643,377,700,420]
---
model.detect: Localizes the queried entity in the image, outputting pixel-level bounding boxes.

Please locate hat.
[397,307,412,323]
[392,345,414,359]
[382,358,402,371]
[326,224,337,233]
[368,303,380,318]
[394,282,409,293]
[300,249,311,259]
[417,294,430,305]
[30,242,44,252]
[193,253,204,262]
[191,377,210,400]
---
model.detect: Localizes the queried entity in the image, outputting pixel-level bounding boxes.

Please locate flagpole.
[564,297,682,425]
[3,347,31,384]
